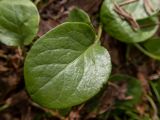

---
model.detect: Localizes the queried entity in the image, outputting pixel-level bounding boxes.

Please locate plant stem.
[125,44,131,61]
[119,0,139,6]
[34,0,41,5]
[18,46,23,56]
[95,24,102,44]
[0,104,9,112]
[150,82,160,103]
[134,43,160,60]
[146,94,159,120]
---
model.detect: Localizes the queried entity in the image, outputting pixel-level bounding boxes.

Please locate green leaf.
[100,0,159,43]
[143,37,160,57]
[134,37,160,60]
[150,80,160,104]
[67,8,92,26]
[24,22,111,109]
[116,0,160,20]
[109,74,142,109]
[0,0,40,46]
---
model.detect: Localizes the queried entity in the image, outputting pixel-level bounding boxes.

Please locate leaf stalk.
[134,43,160,60]
[95,24,102,44]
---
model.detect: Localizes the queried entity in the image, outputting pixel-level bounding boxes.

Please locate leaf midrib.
[30,41,98,96]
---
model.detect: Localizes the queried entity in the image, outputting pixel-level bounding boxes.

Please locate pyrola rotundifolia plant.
[0,0,39,46]
[0,0,111,109]
[1,0,160,110]
[24,8,112,109]
[100,0,160,60]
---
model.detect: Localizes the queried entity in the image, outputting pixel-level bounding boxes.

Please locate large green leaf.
[109,74,142,109]
[24,22,111,109]
[100,0,158,43]
[116,0,160,20]
[0,0,40,46]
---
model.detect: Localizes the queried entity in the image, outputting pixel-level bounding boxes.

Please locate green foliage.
[150,79,160,104]
[68,7,92,25]
[100,0,160,60]
[0,0,40,46]
[0,0,158,117]
[109,74,142,109]
[24,22,111,109]
[100,0,159,43]
[134,37,160,60]
[143,38,160,57]
[67,7,95,31]
[83,74,145,120]
[0,0,112,109]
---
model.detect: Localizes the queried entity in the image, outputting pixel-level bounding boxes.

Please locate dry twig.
[143,0,155,15]
[114,2,140,30]
[114,0,156,30]
[119,0,139,6]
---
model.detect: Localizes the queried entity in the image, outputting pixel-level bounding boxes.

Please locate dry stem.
[114,2,140,30]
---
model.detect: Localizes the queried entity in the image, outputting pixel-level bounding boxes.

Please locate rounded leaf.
[100,0,158,43]
[24,22,111,109]
[0,0,40,46]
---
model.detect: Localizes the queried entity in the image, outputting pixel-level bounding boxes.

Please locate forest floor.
[0,0,160,120]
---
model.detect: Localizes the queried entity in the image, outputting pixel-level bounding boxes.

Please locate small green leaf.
[143,37,160,57]
[24,22,111,109]
[100,0,159,43]
[109,74,142,109]
[134,37,160,60]
[67,8,92,26]
[0,0,40,46]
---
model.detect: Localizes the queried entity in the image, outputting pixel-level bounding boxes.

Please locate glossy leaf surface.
[24,22,111,109]
[0,0,40,46]
[100,0,158,43]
